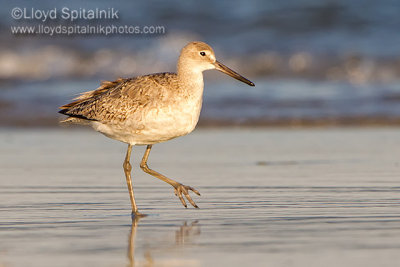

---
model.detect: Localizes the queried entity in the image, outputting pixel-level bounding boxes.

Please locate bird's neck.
[177,61,204,97]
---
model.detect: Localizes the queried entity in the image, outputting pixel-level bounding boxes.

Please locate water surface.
[1,128,400,266]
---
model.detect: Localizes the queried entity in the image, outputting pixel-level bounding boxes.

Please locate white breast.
[137,95,203,144]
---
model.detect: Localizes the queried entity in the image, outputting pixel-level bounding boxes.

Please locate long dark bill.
[214,60,255,86]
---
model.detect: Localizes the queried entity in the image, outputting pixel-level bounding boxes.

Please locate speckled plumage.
[59,41,254,214]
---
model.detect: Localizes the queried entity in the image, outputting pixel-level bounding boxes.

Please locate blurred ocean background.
[1,0,400,126]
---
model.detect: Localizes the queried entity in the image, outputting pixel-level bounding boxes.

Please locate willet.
[59,41,254,216]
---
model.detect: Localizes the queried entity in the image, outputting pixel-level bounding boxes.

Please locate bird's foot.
[173,183,201,208]
[131,211,147,219]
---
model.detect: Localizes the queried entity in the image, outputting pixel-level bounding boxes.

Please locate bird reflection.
[127,218,200,267]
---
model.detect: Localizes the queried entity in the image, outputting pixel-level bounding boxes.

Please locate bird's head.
[179,41,255,86]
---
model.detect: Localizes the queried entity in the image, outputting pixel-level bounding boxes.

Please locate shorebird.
[59,41,254,216]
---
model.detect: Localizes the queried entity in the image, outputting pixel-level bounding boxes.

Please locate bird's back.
[59,73,179,125]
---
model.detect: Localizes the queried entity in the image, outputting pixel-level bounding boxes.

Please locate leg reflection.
[127,219,201,267]
[175,221,201,245]
[127,216,140,267]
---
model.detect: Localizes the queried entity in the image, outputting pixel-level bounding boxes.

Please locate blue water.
[1,0,400,79]
[1,0,400,125]
[1,78,400,126]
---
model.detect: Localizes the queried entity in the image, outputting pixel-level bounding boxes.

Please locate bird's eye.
[200,51,206,56]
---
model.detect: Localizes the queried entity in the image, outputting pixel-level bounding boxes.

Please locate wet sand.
[1,128,400,266]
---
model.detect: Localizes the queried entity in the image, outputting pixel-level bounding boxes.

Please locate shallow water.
[1,128,400,266]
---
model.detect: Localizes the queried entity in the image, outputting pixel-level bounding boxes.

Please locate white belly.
[91,97,203,145]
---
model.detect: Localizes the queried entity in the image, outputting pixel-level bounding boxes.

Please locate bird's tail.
[59,116,91,126]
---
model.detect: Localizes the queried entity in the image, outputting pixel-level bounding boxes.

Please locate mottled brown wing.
[59,73,177,124]
[59,78,128,122]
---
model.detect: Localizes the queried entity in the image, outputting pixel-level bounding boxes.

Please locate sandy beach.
[1,127,400,266]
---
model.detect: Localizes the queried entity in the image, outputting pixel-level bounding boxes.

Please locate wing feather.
[59,73,178,124]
